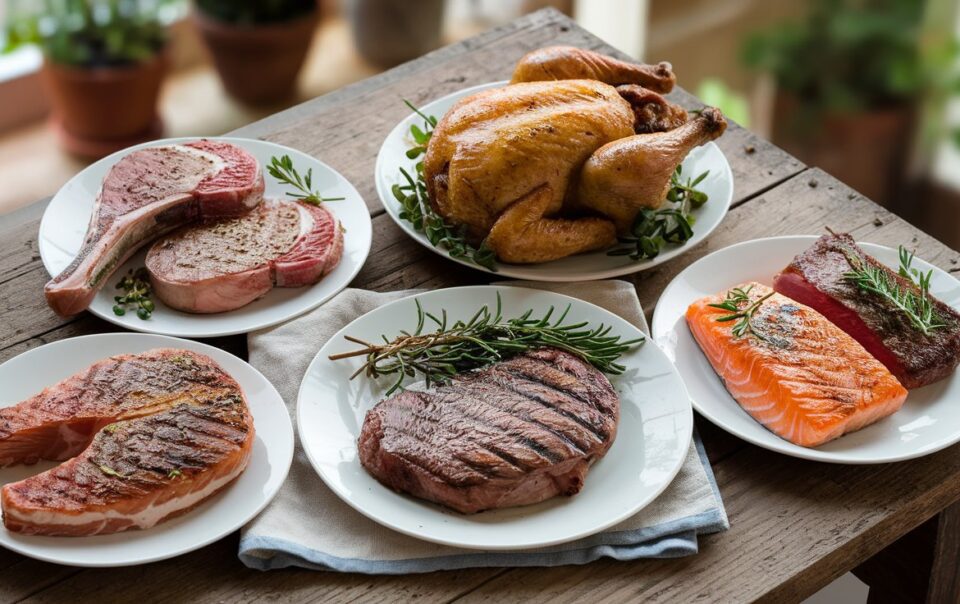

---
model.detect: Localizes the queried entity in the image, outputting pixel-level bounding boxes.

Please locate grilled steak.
[44,140,264,317]
[145,199,343,313]
[357,348,618,514]
[0,349,254,536]
[774,233,960,388]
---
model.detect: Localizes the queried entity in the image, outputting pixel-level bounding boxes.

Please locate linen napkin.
[239,280,727,573]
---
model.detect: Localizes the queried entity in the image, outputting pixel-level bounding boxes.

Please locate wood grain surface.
[0,9,958,603]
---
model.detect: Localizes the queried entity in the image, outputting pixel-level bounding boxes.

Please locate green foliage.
[194,0,316,25]
[2,0,170,67]
[742,0,948,112]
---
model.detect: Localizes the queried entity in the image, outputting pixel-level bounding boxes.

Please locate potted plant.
[3,0,169,158]
[193,0,319,105]
[742,0,934,206]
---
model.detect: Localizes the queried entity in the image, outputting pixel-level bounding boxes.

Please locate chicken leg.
[577,107,728,233]
[511,46,676,93]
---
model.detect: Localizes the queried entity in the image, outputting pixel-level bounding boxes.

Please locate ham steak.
[0,349,254,536]
[145,199,343,313]
[357,348,619,514]
[44,140,264,318]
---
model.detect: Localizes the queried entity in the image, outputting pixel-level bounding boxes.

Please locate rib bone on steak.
[358,348,619,514]
[44,140,264,317]
[145,199,344,314]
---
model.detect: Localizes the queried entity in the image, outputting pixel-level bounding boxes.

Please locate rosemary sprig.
[608,165,709,260]
[393,100,498,271]
[268,154,345,206]
[708,285,774,341]
[842,245,945,335]
[113,267,154,320]
[329,293,644,395]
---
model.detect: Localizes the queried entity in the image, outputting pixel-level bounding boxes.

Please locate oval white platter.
[651,235,960,464]
[297,285,693,550]
[375,81,733,282]
[0,333,294,567]
[39,136,372,338]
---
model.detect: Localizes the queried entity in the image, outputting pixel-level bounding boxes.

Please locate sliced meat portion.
[357,348,618,514]
[687,282,907,447]
[774,233,960,388]
[44,140,264,318]
[0,349,254,536]
[145,199,343,313]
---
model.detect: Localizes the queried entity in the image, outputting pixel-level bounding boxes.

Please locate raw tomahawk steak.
[358,347,619,514]
[0,349,254,536]
[44,140,264,317]
[145,199,344,313]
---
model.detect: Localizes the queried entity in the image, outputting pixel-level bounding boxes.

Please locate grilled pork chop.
[0,349,254,536]
[145,199,343,313]
[44,140,264,318]
[774,233,960,388]
[357,348,618,514]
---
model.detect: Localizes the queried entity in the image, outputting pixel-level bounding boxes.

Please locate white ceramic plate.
[297,285,693,549]
[39,137,372,338]
[651,235,960,464]
[375,82,733,282]
[0,333,294,567]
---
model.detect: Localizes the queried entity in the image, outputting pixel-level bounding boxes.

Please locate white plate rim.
[296,284,694,550]
[38,136,372,338]
[651,234,960,464]
[0,332,295,567]
[374,81,734,282]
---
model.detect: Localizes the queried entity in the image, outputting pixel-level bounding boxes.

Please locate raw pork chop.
[145,200,343,313]
[0,349,254,536]
[44,140,264,317]
[357,348,618,514]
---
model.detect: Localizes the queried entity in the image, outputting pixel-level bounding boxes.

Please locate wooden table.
[1,10,959,603]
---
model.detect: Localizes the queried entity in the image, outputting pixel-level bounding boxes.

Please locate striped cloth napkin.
[240,280,727,573]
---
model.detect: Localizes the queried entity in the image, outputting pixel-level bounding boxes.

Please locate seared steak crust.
[357,348,619,513]
[774,233,960,388]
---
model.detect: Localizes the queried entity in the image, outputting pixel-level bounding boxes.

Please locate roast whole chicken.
[423,46,728,264]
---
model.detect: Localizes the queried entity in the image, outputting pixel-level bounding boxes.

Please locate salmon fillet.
[0,349,254,536]
[686,282,907,447]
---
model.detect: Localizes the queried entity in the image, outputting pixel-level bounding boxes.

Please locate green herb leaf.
[709,285,774,341]
[267,155,346,206]
[114,268,153,320]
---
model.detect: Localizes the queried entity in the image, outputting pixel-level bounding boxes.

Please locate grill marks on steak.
[146,200,343,313]
[44,140,264,317]
[773,233,960,388]
[357,348,618,513]
[0,349,254,536]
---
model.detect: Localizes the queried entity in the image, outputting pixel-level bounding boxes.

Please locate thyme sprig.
[708,285,774,341]
[393,100,498,271]
[843,245,945,335]
[608,165,709,260]
[329,293,644,395]
[268,155,345,206]
[113,268,154,320]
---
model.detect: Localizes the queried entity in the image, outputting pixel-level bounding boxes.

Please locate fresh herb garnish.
[268,154,345,206]
[708,285,774,341]
[329,293,644,395]
[168,469,184,479]
[114,268,154,320]
[98,464,125,478]
[608,165,709,260]
[843,245,945,335]
[393,100,498,271]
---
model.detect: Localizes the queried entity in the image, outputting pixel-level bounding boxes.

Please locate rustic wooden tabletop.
[1,9,959,603]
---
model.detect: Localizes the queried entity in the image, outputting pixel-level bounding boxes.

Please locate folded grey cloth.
[240,280,727,573]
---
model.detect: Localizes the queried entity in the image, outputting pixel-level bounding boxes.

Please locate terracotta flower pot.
[41,53,167,159]
[194,9,318,105]
[347,0,445,68]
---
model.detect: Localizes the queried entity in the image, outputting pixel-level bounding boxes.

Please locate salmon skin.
[686,282,907,447]
[0,348,254,536]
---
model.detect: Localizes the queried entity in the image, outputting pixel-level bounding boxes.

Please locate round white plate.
[651,235,960,464]
[0,333,294,567]
[39,137,372,338]
[375,82,733,282]
[297,285,693,549]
